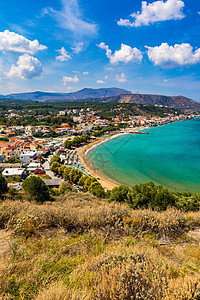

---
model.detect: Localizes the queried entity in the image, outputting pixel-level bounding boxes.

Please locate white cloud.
[146,43,200,67]
[116,73,127,83]
[98,42,112,58]
[63,74,79,85]
[0,30,47,54]
[97,43,142,64]
[96,80,106,84]
[72,42,84,53]
[83,71,89,75]
[7,54,42,79]
[43,0,98,39]
[117,0,185,27]
[198,11,200,15]
[56,47,71,62]
[105,75,108,79]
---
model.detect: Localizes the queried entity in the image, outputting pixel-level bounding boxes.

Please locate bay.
[87,119,200,193]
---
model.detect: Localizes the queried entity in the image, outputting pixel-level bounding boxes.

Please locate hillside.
[118,94,200,110]
[4,88,132,102]
[1,191,200,299]
[84,94,200,110]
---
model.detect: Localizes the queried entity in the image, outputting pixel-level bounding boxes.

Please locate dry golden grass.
[66,239,200,300]
[1,191,200,238]
[34,282,91,300]
[1,192,200,299]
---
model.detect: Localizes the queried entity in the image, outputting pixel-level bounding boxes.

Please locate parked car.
[67,181,73,186]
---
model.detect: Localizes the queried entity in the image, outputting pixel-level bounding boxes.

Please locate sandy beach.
[77,127,146,190]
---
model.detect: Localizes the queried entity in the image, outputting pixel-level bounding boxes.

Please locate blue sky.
[0,0,200,100]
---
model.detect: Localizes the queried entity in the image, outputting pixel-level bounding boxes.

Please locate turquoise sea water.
[87,119,200,193]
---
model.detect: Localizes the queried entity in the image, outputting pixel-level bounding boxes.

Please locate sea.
[87,119,200,193]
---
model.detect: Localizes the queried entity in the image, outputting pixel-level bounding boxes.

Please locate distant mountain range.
[0,87,200,110]
[1,88,132,102]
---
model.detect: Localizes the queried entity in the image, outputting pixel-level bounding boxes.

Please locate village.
[0,103,196,191]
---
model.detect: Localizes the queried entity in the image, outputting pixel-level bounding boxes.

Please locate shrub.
[175,194,200,212]
[126,182,176,211]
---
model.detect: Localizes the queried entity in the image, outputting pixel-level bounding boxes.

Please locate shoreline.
[76,127,146,190]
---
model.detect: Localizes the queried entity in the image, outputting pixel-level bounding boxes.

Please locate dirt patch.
[0,230,12,256]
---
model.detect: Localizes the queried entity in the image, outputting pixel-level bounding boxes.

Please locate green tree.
[50,162,62,175]
[109,185,130,203]
[64,140,72,149]
[78,175,89,187]
[0,174,8,198]
[58,165,67,177]
[50,155,61,164]
[68,169,83,184]
[89,181,106,198]
[127,182,176,211]
[59,182,73,194]
[84,177,98,190]
[37,154,43,167]
[22,176,50,203]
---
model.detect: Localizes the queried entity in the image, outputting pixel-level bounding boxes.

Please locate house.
[59,110,66,116]
[20,151,37,164]
[23,143,38,152]
[0,141,9,155]
[4,147,20,160]
[7,130,16,137]
[14,141,38,152]
[9,137,17,143]
[0,163,22,169]
[2,168,25,178]
[25,126,35,136]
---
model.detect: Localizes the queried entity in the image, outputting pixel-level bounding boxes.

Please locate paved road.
[42,160,57,179]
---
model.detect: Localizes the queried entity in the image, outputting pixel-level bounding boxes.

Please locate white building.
[27,162,40,172]
[20,151,37,164]
[59,111,66,116]
[2,168,25,178]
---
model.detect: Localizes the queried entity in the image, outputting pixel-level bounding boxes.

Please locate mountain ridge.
[2,88,132,102]
[98,93,200,110]
[0,87,199,110]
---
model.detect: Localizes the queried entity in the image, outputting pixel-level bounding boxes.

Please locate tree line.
[50,156,200,211]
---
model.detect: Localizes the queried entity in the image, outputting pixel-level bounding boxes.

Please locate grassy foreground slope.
[1,192,200,299]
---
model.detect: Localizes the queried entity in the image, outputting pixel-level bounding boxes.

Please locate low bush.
[1,193,200,237]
